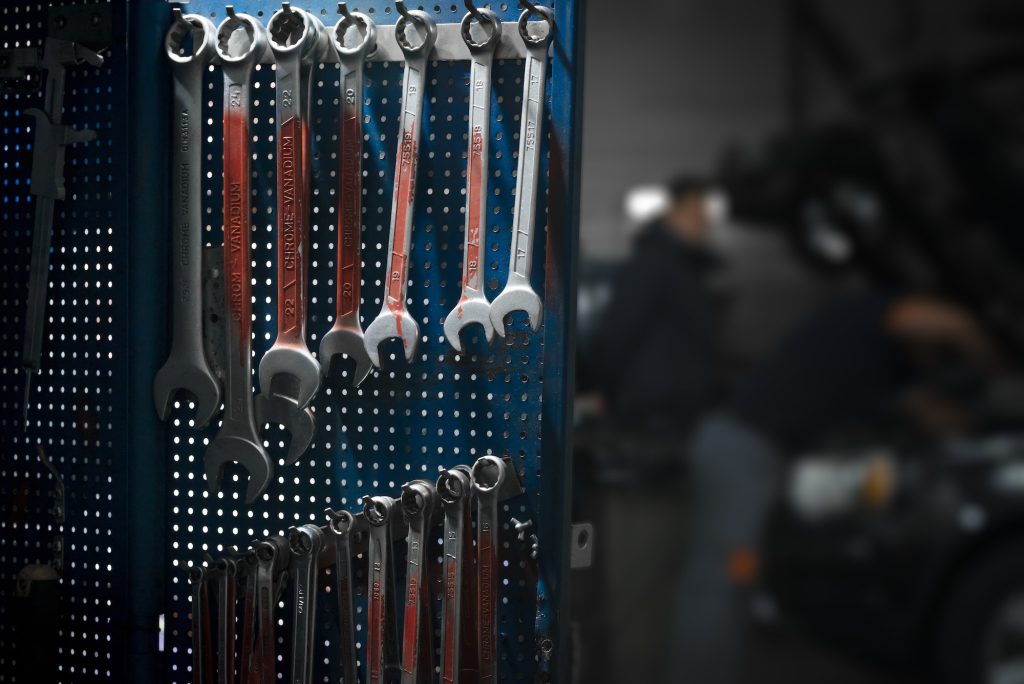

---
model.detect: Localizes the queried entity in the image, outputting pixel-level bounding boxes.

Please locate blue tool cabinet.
[0,0,583,681]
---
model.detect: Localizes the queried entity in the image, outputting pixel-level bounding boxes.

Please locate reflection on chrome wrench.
[489,7,555,337]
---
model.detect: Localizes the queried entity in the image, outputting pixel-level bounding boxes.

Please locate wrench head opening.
[165,13,217,64]
[204,435,273,505]
[257,346,322,410]
[216,10,268,67]
[471,454,507,495]
[363,311,419,367]
[488,286,543,338]
[443,299,495,353]
[319,327,374,387]
[254,393,316,466]
[153,357,222,427]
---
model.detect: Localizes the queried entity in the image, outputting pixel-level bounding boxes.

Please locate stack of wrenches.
[191,454,528,684]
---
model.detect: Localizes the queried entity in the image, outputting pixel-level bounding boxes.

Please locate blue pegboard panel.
[0,0,129,682]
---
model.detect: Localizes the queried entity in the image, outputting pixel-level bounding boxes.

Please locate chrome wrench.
[363,495,401,684]
[489,7,555,337]
[255,4,323,465]
[254,536,291,684]
[189,565,213,684]
[400,480,437,684]
[319,7,377,387]
[205,8,274,505]
[215,557,238,684]
[437,467,473,684]
[235,551,258,684]
[363,6,437,367]
[154,10,222,427]
[472,455,507,682]
[443,9,502,352]
[289,524,324,684]
[326,508,360,684]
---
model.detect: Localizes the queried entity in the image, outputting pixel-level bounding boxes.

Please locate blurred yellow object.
[859,455,896,509]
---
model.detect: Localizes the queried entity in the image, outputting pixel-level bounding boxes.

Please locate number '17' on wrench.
[489,7,555,338]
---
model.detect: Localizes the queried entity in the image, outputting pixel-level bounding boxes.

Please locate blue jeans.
[669,414,782,684]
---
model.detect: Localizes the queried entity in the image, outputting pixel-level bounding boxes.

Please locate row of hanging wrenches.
[153,3,555,503]
[189,455,526,684]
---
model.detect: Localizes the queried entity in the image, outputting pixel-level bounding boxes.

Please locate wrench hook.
[395,0,414,21]
[337,1,353,20]
[519,0,542,18]
[464,0,485,23]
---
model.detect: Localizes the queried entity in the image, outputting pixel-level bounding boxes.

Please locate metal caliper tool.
[319,6,376,386]
[362,5,437,367]
[326,507,361,684]
[205,8,273,505]
[488,7,555,337]
[363,495,402,684]
[443,8,502,352]
[253,536,291,684]
[400,480,438,684]
[214,557,238,684]
[254,4,324,465]
[190,564,216,684]
[437,467,474,684]
[154,10,222,427]
[472,454,507,683]
[289,524,324,684]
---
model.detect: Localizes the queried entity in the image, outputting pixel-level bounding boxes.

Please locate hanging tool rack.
[0,0,582,681]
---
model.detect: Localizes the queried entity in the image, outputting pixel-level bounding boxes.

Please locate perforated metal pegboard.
[157,1,582,683]
[0,1,126,682]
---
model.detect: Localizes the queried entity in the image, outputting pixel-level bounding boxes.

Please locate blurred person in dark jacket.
[670,290,1001,684]
[591,176,722,434]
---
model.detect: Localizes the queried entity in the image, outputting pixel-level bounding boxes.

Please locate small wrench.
[289,524,324,684]
[235,551,258,684]
[253,536,291,684]
[215,557,238,684]
[363,495,401,684]
[472,455,507,683]
[205,8,274,505]
[189,565,213,684]
[255,4,324,465]
[363,9,437,367]
[326,508,361,684]
[489,7,555,337]
[443,9,502,352]
[319,8,377,386]
[400,480,437,684]
[154,10,222,427]
[437,468,473,684]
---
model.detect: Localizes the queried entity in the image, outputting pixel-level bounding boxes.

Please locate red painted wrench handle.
[338,93,363,320]
[276,116,307,343]
[386,128,417,314]
[223,95,253,370]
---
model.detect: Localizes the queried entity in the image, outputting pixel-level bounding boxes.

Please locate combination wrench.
[472,455,507,683]
[215,557,238,684]
[438,467,475,684]
[205,8,274,505]
[235,551,258,684]
[319,7,377,387]
[289,525,324,684]
[190,565,214,684]
[443,9,502,352]
[326,508,361,684]
[363,495,401,684]
[253,536,291,684]
[400,480,437,684]
[363,7,437,367]
[255,4,324,465]
[489,7,555,337]
[154,10,222,427]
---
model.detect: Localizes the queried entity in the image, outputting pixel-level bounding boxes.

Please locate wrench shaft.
[508,46,548,280]
[337,56,365,325]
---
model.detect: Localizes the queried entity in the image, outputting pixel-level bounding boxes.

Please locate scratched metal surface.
[162,2,574,682]
[0,1,126,682]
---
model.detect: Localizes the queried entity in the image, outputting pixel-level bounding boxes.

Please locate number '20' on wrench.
[154,10,222,427]
[204,8,274,505]
[254,4,324,466]
[489,8,555,338]
[443,9,502,352]
[319,9,377,387]
[363,8,437,367]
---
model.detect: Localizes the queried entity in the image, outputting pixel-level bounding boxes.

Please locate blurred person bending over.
[592,177,722,433]
[670,291,1000,684]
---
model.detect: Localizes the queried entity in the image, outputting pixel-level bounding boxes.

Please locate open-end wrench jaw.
[254,392,316,466]
[489,284,543,337]
[257,346,322,411]
[205,433,273,505]
[364,309,419,367]
[153,362,222,427]
[319,328,375,386]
